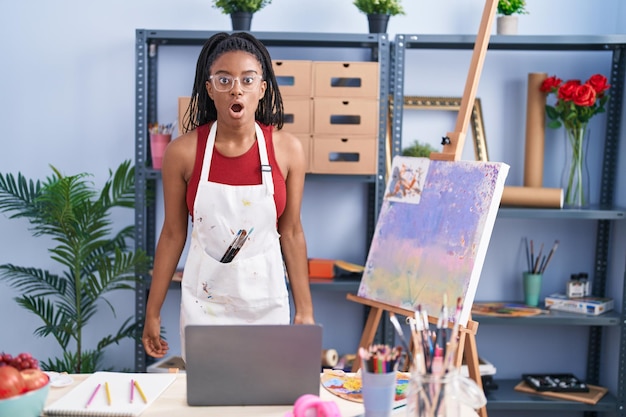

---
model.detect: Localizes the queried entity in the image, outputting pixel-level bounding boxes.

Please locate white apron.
[180,122,290,358]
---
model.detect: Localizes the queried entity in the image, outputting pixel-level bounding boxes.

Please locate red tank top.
[186,123,287,220]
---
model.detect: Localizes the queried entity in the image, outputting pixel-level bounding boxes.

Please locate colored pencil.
[85,383,101,408]
[105,381,112,405]
[134,380,148,404]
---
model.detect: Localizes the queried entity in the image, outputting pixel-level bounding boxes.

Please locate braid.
[183,32,284,133]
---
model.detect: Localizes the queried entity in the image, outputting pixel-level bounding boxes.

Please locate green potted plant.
[0,160,150,373]
[353,0,405,33]
[401,140,438,158]
[212,0,272,31]
[496,0,527,35]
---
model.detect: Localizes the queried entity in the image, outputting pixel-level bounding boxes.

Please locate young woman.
[142,32,314,359]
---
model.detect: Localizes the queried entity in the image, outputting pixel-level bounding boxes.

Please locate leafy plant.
[212,0,272,14]
[353,0,405,16]
[0,160,149,373]
[402,140,437,158]
[497,0,527,16]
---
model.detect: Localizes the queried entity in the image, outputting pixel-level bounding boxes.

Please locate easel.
[348,2,498,417]
[347,295,485,417]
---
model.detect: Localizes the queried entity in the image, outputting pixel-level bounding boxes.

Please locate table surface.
[43,373,480,417]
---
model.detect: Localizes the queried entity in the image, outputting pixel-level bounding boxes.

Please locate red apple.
[0,365,26,399]
[20,368,49,392]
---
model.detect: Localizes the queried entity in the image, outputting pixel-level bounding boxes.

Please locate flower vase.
[561,125,590,208]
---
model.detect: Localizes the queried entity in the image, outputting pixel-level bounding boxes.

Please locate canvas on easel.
[348,156,508,417]
[358,156,509,327]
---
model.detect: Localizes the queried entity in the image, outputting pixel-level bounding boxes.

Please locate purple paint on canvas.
[358,158,507,323]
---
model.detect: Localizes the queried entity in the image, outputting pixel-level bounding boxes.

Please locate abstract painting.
[358,156,509,325]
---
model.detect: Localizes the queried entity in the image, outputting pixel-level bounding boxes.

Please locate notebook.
[43,371,176,416]
[184,324,323,406]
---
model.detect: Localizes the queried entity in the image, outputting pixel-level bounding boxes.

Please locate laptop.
[184,324,323,406]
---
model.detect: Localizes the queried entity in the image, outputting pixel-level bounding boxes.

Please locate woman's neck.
[214,120,258,157]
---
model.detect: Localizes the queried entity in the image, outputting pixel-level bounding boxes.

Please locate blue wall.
[1,2,624,411]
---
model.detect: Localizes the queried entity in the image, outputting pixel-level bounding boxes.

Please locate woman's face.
[206,50,267,124]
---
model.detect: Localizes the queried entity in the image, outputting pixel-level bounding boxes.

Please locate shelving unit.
[391,34,626,416]
[134,29,390,372]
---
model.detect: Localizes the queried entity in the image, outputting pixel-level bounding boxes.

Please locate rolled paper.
[524,72,548,188]
[321,348,339,368]
[501,186,563,208]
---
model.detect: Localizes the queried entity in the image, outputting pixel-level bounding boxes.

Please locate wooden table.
[44,373,480,416]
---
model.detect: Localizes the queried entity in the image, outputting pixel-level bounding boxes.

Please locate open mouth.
[231,103,243,113]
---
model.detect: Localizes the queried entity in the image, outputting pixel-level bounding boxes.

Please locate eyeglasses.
[208,74,263,92]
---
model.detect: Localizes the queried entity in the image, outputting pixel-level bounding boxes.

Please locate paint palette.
[321,369,410,403]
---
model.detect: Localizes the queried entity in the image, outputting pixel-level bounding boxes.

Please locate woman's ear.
[259,80,267,99]
[205,81,214,100]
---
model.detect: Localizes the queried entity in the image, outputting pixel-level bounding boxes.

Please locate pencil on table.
[130,379,135,403]
[134,380,148,404]
[105,381,112,405]
[85,383,101,408]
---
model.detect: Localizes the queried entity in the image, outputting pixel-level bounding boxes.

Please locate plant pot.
[230,12,253,31]
[496,15,518,35]
[367,14,390,34]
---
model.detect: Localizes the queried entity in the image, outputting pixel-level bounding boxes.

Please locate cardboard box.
[311,134,377,175]
[281,97,312,133]
[313,98,379,135]
[178,96,191,136]
[313,61,379,98]
[272,60,312,97]
[545,293,614,315]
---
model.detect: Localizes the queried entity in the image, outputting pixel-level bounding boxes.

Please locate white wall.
[0,0,624,394]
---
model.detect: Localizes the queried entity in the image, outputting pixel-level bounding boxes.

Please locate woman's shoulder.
[270,128,302,151]
[269,127,306,177]
[163,128,199,173]
[168,129,198,152]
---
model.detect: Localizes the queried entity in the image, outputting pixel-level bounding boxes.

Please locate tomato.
[20,368,49,392]
[0,366,26,399]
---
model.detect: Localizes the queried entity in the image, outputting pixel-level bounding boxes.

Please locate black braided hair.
[182,32,284,133]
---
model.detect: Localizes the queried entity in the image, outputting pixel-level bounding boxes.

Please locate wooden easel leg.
[351,306,383,372]
[456,320,488,417]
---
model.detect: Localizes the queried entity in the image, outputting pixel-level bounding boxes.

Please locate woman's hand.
[142,316,170,358]
[293,312,315,325]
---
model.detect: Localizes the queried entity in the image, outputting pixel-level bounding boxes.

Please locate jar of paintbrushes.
[389,299,486,416]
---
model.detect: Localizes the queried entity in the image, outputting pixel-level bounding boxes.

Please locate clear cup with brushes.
[390,300,486,417]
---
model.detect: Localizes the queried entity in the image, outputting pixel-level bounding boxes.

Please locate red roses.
[540,73,610,129]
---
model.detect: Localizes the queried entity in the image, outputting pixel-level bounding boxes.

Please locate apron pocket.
[194,250,288,307]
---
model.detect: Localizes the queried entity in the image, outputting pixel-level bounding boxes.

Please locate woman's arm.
[274,130,315,324]
[142,133,196,357]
